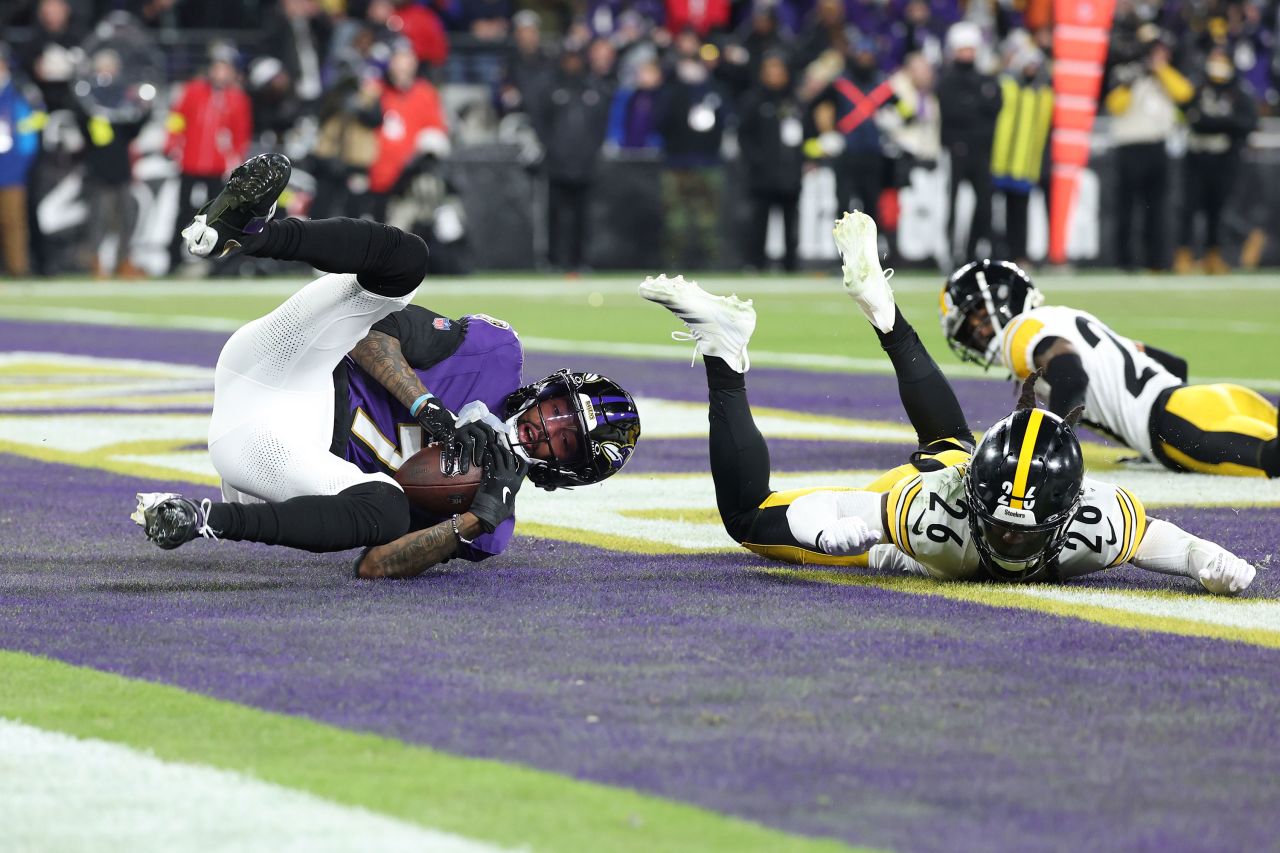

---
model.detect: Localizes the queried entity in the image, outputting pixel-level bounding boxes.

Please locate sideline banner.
[1049,0,1116,264]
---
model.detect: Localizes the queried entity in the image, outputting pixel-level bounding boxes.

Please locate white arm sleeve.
[1132,518,1257,595]
[786,490,884,554]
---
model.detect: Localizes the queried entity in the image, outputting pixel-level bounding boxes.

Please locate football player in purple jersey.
[133,154,641,578]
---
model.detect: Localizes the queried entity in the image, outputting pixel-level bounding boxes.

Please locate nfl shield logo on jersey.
[433,317,452,330]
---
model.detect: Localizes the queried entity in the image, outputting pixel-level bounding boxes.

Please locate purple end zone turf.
[3,318,1280,852]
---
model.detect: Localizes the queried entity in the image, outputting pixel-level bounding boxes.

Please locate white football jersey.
[999,306,1181,459]
[873,463,1147,581]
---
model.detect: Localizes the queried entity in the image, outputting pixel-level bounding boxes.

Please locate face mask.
[1206,60,1233,84]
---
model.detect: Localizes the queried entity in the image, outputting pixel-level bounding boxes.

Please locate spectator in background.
[247,57,303,148]
[938,21,1001,264]
[806,34,895,230]
[881,51,941,174]
[531,42,611,271]
[886,0,952,68]
[368,42,448,221]
[261,0,329,107]
[496,10,555,117]
[462,0,512,41]
[990,41,1052,268]
[1176,44,1258,275]
[18,0,82,277]
[585,0,665,39]
[1105,25,1192,271]
[166,43,252,273]
[737,51,804,271]
[367,0,448,70]
[656,29,730,270]
[718,3,791,95]
[665,0,730,37]
[0,45,39,277]
[74,47,150,278]
[793,0,846,72]
[587,36,619,89]
[311,56,383,220]
[606,51,663,150]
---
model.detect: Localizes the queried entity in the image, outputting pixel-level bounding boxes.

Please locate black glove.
[452,421,500,474]
[414,394,457,441]
[469,442,529,534]
[414,396,495,473]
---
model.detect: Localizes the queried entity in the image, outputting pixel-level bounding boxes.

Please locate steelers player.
[940,259,1279,478]
[639,211,1256,594]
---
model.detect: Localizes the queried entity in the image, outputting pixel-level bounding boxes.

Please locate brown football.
[393,443,483,515]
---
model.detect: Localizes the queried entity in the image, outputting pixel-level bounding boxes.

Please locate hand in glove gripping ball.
[413,394,498,474]
[469,442,529,533]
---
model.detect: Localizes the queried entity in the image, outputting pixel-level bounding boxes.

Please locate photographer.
[1174,45,1257,275]
[1104,25,1192,271]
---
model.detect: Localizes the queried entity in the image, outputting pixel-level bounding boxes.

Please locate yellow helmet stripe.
[1009,409,1045,510]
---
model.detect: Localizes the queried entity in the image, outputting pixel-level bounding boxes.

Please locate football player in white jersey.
[638,211,1257,594]
[940,260,1279,478]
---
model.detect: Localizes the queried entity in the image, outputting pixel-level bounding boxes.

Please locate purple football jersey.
[341,314,524,560]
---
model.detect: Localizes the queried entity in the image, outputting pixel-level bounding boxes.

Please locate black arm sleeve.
[1140,343,1188,382]
[1043,351,1089,417]
[369,305,466,370]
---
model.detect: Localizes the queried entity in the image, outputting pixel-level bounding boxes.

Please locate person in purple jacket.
[133,154,641,579]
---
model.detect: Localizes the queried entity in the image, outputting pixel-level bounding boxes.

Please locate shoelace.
[670,330,703,367]
[196,498,220,542]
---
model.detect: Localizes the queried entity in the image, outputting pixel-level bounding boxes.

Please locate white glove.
[817,516,881,556]
[180,215,217,257]
[1197,552,1256,596]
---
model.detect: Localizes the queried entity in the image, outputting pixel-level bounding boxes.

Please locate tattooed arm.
[356,512,486,579]
[350,330,428,409]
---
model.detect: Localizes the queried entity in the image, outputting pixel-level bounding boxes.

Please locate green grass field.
[2,272,1277,383]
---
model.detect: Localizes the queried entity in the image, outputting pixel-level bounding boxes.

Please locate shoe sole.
[200,154,292,233]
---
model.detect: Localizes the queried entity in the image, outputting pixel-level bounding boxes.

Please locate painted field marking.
[0,718,507,853]
[760,570,1280,649]
[0,652,860,853]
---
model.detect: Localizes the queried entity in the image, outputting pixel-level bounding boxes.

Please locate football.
[393,443,483,515]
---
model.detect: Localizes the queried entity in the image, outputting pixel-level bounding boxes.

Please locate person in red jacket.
[665,0,730,37]
[368,42,448,220]
[367,0,449,69]
[166,44,252,273]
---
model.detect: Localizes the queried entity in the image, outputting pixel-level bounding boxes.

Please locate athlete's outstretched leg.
[1154,385,1280,478]
[704,355,775,540]
[638,274,772,541]
[834,210,974,450]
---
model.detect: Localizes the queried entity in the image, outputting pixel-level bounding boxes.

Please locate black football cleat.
[131,492,218,550]
[180,152,292,259]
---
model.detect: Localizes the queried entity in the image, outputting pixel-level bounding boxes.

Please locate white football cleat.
[832,210,896,333]
[638,274,756,373]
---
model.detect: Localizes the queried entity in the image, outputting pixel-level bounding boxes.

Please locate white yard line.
[1002,586,1280,633]
[0,718,508,853]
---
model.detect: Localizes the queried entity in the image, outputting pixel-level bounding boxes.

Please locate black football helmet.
[501,370,641,490]
[940,260,1042,367]
[964,406,1083,582]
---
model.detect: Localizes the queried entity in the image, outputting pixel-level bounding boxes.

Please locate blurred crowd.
[0,0,1273,278]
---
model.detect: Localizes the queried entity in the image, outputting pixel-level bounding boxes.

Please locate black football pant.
[202,217,429,552]
[708,307,974,544]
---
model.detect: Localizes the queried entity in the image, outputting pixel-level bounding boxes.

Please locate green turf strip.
[1,274,1277,382]
[0,650,864,853]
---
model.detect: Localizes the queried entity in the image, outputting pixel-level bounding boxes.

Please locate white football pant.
[208,273,416,503]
